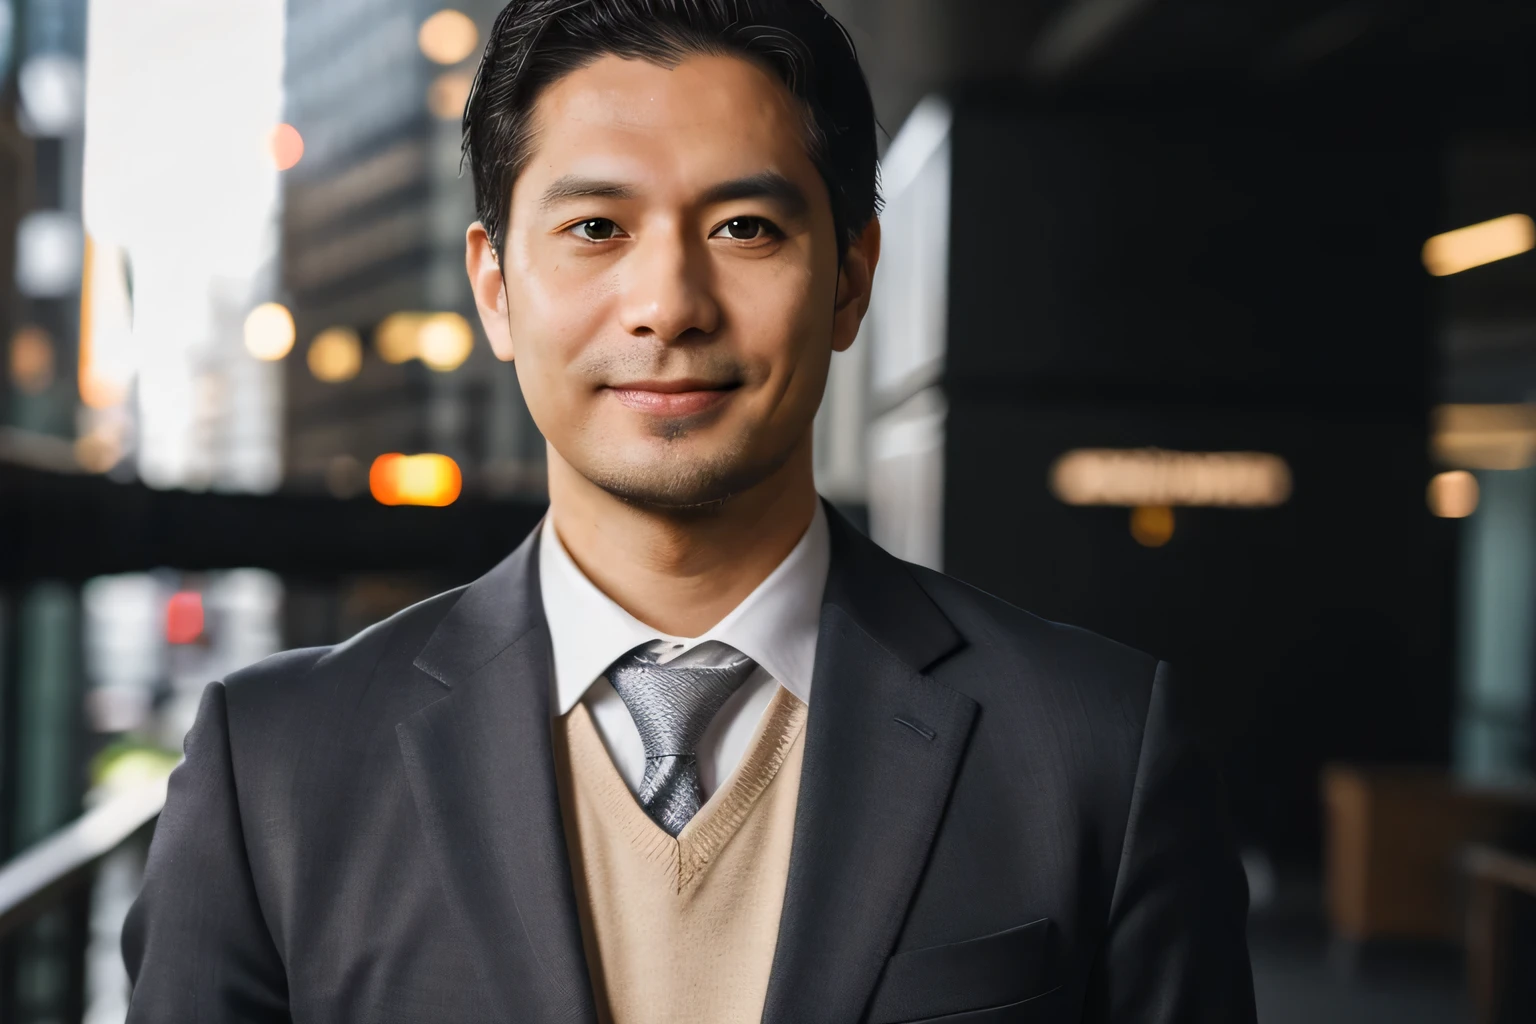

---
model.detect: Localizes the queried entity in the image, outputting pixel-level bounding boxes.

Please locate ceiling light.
[1427,471,1478,519]
[1432,404,1536,470]
[1051,449,1292,508]
[1130,506,1175,547]
[1422,214,1534,277]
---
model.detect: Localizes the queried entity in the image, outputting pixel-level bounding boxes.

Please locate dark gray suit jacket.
[123,504,1256,1023]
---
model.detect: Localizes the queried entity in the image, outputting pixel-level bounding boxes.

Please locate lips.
[606,379,739,417]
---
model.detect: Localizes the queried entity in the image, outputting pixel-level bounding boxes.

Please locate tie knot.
[605,640,757,759]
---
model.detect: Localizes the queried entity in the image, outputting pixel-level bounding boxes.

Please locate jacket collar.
[817,500,962,674]
[411,499,963,694]
[412,518,546,691]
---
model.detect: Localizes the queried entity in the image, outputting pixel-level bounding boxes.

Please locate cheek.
[505,241,613,376]
[720,257,828,374]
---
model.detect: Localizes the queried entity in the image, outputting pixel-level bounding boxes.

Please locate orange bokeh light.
[166,591,205,645]
[1130,505,1175,548]
[270,123,304,171]
[1427,470,1480,519]
[369,453,463,507]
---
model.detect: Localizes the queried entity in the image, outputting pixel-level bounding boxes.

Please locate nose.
[616,226,721,343]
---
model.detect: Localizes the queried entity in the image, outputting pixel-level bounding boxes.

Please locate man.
[123,1,1256,1021]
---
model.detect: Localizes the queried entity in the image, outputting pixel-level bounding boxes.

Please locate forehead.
[519,53,819,195]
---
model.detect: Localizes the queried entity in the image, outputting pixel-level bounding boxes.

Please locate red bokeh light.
[166,591,205,645]
[269,123,304,171]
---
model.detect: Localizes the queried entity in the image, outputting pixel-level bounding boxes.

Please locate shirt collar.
[539,501,830,716]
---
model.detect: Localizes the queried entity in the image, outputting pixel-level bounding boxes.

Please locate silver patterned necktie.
[605,639,758,836]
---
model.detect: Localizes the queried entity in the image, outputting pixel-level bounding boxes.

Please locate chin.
[592,463,745,512]
[581,438,787,513]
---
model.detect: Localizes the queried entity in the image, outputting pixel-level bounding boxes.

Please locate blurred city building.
[1,0,1535,1022]
[279,0,538,495]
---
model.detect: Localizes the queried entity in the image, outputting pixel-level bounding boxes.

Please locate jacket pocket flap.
[866,918,1054,1024]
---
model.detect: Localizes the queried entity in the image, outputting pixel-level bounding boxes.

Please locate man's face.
[470,53,873,510]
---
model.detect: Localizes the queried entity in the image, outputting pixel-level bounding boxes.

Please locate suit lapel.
[761,505,977,1024]
[397,526,598,1024]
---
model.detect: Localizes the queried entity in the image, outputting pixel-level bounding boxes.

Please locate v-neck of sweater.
[564,686,807,894]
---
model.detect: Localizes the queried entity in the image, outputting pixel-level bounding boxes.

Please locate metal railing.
[0,779,166,940]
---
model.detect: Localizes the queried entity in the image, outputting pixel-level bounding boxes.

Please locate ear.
[831,217,881,353]
[466,221,515,361]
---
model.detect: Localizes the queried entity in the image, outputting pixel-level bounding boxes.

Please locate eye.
[571,218,621,242]
[712,217,778,242]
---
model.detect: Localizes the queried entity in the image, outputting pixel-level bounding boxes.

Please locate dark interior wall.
[939,86,1457,861]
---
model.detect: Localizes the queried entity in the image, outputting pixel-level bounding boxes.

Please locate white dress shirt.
[539,502,830,798]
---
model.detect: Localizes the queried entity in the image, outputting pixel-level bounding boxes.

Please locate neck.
[545,440,820,638]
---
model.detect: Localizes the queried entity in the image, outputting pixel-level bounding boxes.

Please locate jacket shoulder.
[221,585,467,723]
[905,561,1159,706]
[904,562,1167,839]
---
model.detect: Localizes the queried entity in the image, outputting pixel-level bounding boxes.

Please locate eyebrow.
[699,172,809,219]
[537,171,810,219]
[538,176,638,209]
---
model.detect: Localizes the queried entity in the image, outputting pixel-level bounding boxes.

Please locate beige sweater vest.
[552,686,808,1024]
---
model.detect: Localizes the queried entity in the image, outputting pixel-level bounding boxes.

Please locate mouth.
[605,378,742,418]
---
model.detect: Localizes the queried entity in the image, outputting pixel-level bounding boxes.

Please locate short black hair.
[462,0,879,261]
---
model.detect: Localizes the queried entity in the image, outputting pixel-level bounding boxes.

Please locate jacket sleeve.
[122,681,291,1023]
[1084,661,1257,1023]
